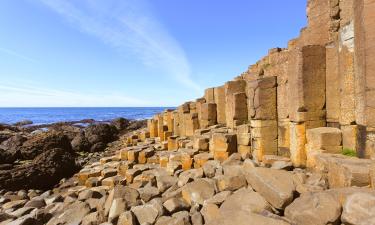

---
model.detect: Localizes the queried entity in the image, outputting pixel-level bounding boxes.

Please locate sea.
[0,107,174,125]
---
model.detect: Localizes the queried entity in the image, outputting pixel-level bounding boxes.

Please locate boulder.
[0,148,78,190]
[20,131,72,159]
[0,134,26,163]
[46,201,91,225]
[285,192,341,225]
[71,132,91,152]
[111,118,130,131]
[201,203,219,224]
[163,198,190,213]
[117,211,136,225]
[245,167,295,209]
[341,192,375,225]
[108,198,127,223]
[131,204,159,224]
[182,179,215,205]
[207,210,291,225]
[85,124,117,152]
[219,188,272,214]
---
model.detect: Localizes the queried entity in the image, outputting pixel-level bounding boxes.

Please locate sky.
[0,0,307,107]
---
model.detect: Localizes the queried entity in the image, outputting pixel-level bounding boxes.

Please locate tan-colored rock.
[278,120,290,157]
[215,175,247,192]
[193,153,212,168]
[193,136,209,151]
[250,120,278,161]
[245,167,295,209]
[225,80,247,128]
[289,122,307,167]
[101,168,117,179]
[119,148,129,160]
[247,76,277,120]
[117,211,136,225]
[108,198,127,223]
[236,128,251,144]
[168,136,179,151]
[306,127,342,150]
[341,125,359,152]
[219,188,272,213]
[181,179,215,205]
[138,148,155,164]
[204,88,215,103]
[341,192,375,225]
[200,103,217,128]
[201,203,219,224]
[326,155,374,188]
[288,45,326,123]
[285,192,342,225]
[163,198,189,213]
[207,210,290,225]
[184,113,199,137]
[210,133,237,157]
[131,204,159,225]
[46,201,91,225]
[237,145,251,159]
[214,85,226,124]
[371,164,375,189]
[101,175,126,187]
[204,191,232,205]
[156,175,178,193]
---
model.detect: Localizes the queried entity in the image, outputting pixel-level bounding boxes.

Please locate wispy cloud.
[0,47,38,63]
[36,0,201,92]
[0,81,151,107]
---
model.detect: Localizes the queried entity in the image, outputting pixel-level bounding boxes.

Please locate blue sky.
[0,0,307,107]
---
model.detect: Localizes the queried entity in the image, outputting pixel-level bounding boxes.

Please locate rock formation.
[1,0,375,224]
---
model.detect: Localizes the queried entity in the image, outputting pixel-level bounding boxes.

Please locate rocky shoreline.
[0,118,147,191]
[0,123,374,225]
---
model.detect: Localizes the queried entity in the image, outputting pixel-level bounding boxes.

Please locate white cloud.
[0,81,151,107]
[37,0,202,92]
[0,47,38,63]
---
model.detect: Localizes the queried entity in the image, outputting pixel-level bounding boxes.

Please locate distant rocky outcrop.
[0,148,77,190]
[0,117,146,190]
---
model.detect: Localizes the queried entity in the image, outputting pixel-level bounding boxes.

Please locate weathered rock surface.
[0,148,78,190]
[285,191,341,225]
[245,167,296,209]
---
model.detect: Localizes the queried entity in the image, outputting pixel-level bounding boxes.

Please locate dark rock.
[0,134,26,163]
[0,148,78,190]
[20,131,72,159]
[127,120,147,131]
[0,132,13,144]
[14,120,33,127]
[111,117,130,131]
[85,124,117,152]
[71,132,91,152]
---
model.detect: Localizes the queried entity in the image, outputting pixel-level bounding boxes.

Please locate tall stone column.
[354,0,375,158]
[288,45,327,167]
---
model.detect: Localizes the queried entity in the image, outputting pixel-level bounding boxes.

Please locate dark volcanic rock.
[0,148,78,190]
[127,120,147,131]
[71,131,91,152]
[111,117,130,131]
[49,125,81,142]
[13,120,33,127]
[0,134,26,164]
[0,132,13,144]
[85,124,117,152]
[20,131,73,159]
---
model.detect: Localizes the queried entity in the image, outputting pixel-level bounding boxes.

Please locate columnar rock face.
[146,0,375,162]
[3,1,375,224]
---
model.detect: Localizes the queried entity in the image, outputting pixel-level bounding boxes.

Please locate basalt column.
[247,76,278,161]
[288,45,327,167]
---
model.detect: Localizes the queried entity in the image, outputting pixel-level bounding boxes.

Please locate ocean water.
[0,107,173,125]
